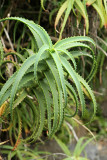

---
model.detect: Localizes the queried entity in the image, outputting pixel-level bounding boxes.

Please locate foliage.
[0,143,49,160]
[95,36,107,83]
[0,16,97,151]
[55,136,94,160]
[0,136,95,160]
[41,0,107,38]
[0,0,107,159]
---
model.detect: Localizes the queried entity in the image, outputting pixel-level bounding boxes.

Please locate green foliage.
[55,0,89,38]
[41,0,107,38]
[55,136,94,160]
[0,143,49,160]
[0,17,97,145]
[54,136,71,156]
[0,1,107,159]
[0,136,94,160]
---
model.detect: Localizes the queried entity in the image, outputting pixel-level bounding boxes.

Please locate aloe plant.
[86,0,107,29]
[55,136,94,160]
[41,0,107,38]
[0,17,97,145]
[54,0,89,39]
[0,143,48,160]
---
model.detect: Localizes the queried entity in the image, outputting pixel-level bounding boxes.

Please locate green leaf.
[54,36,95,49]
[0,72,17,102]
[77,74,97,123]
[32,89,46,141]
[46,59,64,131]
[60,56,86,117]
[86,0,96,6]
[54,136,71,156]
[0,17,52,48]
[40,80,52,135]
[45,71,59,135]
[10,54,36,118]
[59,0,75,39]
[34,44,49,81]
[75,0,89,34]
[57,48,77,70]
[40,0,46,10]
[51,50,67,107]
[55,0,68,30]
[73,137,94,157]
[92,3,105,27]
[65,81,79,117]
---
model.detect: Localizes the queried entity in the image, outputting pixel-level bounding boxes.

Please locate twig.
[66,121,79,142]
[93,90,103,96]
[51,36,58,42]
[36,153,68,160]
[90,32,107,47]
[1,37,5,48]
[27,95,34,99]
[0,0,5,8]
[96,44,107,56]
[0,22,14,50]
[72,117,96,140]
[0,22,17,63]
[4,40,28,48]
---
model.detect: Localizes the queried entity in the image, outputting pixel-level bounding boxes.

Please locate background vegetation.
[0,0,107,160]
